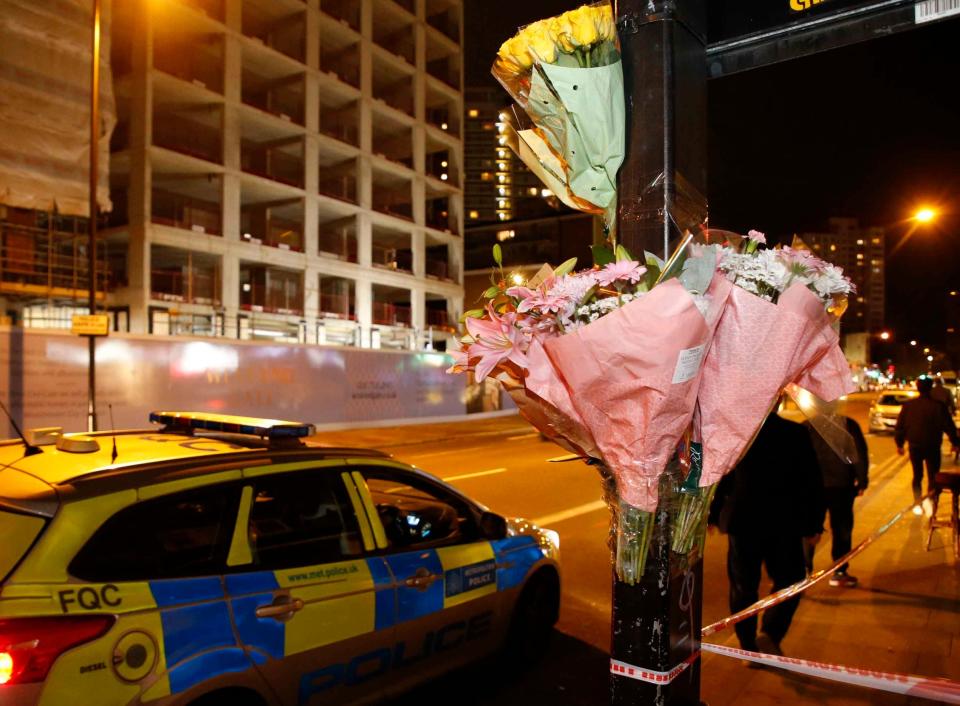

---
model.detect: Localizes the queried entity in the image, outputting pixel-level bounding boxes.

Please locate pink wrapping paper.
[697,283,856,488]
[543,275,732,511]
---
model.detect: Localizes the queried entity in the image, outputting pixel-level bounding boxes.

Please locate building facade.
[799,217,885,333]
[96,0,464,351]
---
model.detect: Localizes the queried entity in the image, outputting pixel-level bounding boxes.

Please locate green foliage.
[492,243,503,267]
[615,244,634,262]
[591,244,615,267]
[460,309,484,321]
[483,285,501,299]
[554,257,578,278]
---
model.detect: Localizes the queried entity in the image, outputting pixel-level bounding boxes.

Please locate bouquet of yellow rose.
[492,3,624,236]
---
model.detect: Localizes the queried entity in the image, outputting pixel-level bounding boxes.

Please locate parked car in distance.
[869,390,919,433]
[0,412,561,706]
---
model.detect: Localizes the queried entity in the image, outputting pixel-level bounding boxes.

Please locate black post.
[611,1,707,705]
[87,0,101,433]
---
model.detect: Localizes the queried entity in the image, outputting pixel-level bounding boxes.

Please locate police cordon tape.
[610,458,960,694]
[702,483,916,637]
[701,643,960,704]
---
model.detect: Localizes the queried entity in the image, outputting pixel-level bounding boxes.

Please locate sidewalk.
[701,443,960,705]
[309,412,532,450]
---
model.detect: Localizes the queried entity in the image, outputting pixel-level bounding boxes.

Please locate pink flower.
[596,260,646,287]
[747,229,766,244]
[781,246,823,272]
[508,280,569,315]
[464,306,528,381]
[446,345,471,375]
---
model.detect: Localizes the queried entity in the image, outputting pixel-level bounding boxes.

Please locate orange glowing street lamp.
[879,331,891,341]
[914,207,937,223]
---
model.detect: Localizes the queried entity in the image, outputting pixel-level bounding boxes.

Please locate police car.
[0,412,561,705]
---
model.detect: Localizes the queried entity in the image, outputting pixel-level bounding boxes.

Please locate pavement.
[311,395,959,705]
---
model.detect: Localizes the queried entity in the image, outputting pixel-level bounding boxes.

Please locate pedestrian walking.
[806,416,869,587]
[931,377,956,417]
[709,410,825,656]
[895,376,960,513]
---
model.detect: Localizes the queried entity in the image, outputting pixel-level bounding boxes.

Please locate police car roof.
[0,429,389,513]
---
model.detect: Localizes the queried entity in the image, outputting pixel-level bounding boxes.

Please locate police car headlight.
[540,528,560,556]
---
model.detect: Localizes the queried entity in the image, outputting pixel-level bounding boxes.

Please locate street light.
[927,355,934,362]
[910,340,917,346]
[879,331,891,341]
[914,207,937,223]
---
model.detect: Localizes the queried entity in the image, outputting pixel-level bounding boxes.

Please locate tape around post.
[702,497,919,638]
[610,651,701,685]
[702,643,960,704]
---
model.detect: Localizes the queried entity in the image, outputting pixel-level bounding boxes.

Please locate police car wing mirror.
[480,511,508,540]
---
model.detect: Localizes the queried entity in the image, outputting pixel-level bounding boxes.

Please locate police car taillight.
[0,616,114,685]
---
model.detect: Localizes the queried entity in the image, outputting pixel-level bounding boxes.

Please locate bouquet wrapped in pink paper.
[449,241,731,579]
[696,234,857,487]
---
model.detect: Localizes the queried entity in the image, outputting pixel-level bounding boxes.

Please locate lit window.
[540,188,552,198]
[498,112,507,121]
[872,238,881,244]
[480,172,491,181]
[498,162,506,170]
[441,123,448,130]
[498,213,507,221]
[856,239,864,245]
[440,174,448,181]
[528,187,538,196]
[830,244,836,252]
[498,175,506,183]
[497,229,515,242]
[856,253,864,259]
[441,160,448,168]
[497,150,506,158]
[498,137,506,145]
[469,210,479,219]
[468,109,479,118]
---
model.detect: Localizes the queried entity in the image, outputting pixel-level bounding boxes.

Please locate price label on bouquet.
[672,345,706,384]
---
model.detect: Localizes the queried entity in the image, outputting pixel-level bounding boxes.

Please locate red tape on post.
[610,651,700,685]
[702,643,960,704]
[702,497,918,638]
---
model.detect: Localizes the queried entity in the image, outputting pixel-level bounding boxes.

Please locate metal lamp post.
[611,1,708,704]
[87,0,101,432]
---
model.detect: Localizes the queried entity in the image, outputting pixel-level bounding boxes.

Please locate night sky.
[464,1,960,346]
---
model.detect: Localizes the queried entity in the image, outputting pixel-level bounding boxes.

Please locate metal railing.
[372,301,411,327]
[0,222,108,301]
[151,268,221,305]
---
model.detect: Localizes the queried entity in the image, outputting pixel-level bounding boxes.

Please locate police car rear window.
[69,485,240,582]
[0,510,46,582]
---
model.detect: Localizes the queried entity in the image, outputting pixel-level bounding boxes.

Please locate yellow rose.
[566,6,599,47]
[498,35,532,70]
[549,15,576,53]
[593,5,616,42]
[522,20,557,64]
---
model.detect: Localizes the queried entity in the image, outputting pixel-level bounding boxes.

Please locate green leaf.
[553,257,578,278]
[483,285,501,299]
[615,244,634,262]
[492,243,503,267]
[460,309,485,321]
[591,245,615,267]
[644,251,666,270]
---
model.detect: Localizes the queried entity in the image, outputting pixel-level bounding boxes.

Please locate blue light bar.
[149,411,316,439]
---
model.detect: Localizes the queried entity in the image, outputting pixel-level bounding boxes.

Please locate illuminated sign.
[71,314,110,336]
[708,0,881,43]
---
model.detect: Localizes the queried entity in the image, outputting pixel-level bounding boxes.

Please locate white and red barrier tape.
[702,496,917,637]
[610,491,960,700]
[610,652,700,685]
[701,643,960,704]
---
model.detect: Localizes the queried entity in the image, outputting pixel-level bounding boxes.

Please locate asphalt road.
[366,393,927,704]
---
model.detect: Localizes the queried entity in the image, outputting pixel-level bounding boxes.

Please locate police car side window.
[362,473,478,550]
[70,485,240,582]
[247,471,364,570]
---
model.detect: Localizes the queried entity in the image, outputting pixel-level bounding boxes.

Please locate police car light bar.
[149,411,316,439]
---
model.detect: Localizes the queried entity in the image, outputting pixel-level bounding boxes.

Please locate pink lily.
[464,306,528,381]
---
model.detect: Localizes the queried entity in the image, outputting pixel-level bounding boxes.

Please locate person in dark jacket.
[931,378,956,417]
[894,377,959,508]
[709,411,825,656]
[806,416,869,587]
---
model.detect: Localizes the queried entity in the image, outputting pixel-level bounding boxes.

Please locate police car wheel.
[505,569,560,665]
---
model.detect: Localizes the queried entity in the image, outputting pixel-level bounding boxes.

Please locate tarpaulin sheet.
[0,0,115,216]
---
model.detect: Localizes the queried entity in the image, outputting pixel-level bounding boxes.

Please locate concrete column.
[221,250,241,338]
[355,277,372,348]
[411,286,425,350]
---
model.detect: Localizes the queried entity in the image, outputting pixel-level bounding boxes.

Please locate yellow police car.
[0,412,560,705]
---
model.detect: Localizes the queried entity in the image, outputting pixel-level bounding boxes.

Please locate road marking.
[533,499,607,527]
[443,467,507,482]
[547,453,584,463]
[507,432,540,441]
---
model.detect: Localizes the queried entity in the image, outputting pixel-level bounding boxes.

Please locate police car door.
[226,464,396,706]
[350,465,502,693]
